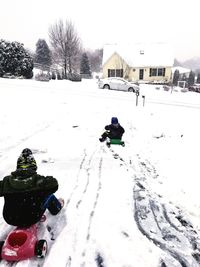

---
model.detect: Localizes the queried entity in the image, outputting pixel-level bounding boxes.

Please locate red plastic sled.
[0,223,47,261]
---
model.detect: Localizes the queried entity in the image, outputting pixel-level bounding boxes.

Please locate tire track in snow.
[102,146,181,266]
[104,147,200,266]
[133,158,200,267]
[162,204,200,262]
[134,184,189,267]
[139,158,200,252]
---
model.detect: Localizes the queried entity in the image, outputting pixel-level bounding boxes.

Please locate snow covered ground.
[0,77,199,266]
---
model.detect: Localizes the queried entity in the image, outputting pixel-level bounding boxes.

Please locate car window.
[112,79,125,84]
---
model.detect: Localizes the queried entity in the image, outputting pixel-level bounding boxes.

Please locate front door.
[139,69,144,80]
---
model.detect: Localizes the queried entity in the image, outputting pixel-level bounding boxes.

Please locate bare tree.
[86,48,103,72]
[48,19,81,78]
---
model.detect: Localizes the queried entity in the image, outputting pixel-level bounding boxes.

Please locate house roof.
[102,43,174,67]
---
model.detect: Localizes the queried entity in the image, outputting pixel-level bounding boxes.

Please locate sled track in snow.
[75,149,98,209]
[62,146,104,267]
[80,155,103,267]
[65,147,99,209]
[65,149,88,208]
[95,252,106,267]
[85,158,103,241]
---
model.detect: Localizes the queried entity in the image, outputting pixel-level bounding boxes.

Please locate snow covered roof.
[171,66,191,74]
[103,43,174,67]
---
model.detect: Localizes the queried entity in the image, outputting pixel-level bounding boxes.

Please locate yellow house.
[102,43,174,83]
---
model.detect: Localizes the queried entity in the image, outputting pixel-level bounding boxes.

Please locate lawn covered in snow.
[0,77,199,266]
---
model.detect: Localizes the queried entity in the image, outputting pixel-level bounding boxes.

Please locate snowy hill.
[0,78,200,266]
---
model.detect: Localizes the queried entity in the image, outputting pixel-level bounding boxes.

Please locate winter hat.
[21,148,33,157]
[17,148,37,171]
[111,117,118,124]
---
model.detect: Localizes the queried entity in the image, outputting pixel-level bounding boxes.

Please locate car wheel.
[103,84,110,89]
[128,87,134,92]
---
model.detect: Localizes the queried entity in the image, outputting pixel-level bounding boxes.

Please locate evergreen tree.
[80,52,91,76]
[35,39,52,70]
[188,70,195,86]
[172,69,179,86]
[196,73,200,83]
[0,39,33,78]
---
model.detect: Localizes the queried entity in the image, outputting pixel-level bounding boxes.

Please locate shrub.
[35,72,50,82]
[0,39,33,78]
[67,73,82,82]
[51,71,56,80]
[163,85,170,91]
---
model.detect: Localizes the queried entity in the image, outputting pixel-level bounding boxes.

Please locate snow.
[102,43,174,67]
[0,77,200,266]
[171,66,191,74]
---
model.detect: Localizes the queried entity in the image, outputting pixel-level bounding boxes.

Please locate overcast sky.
[1,0,200,61]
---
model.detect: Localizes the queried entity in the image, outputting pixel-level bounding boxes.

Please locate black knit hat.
[17,148,37,171]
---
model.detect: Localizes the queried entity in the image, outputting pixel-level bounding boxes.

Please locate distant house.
[102,43,174,83]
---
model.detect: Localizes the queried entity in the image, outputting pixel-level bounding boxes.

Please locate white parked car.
[98,77,140,93]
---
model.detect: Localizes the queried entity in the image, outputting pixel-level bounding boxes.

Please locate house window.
[150,68,157,76]
[158,68,165,76]
[108,69,115,77]
[116,69,121,77]
[116,69,123,77]
[108,69,123,77]
[149,68,166,77]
